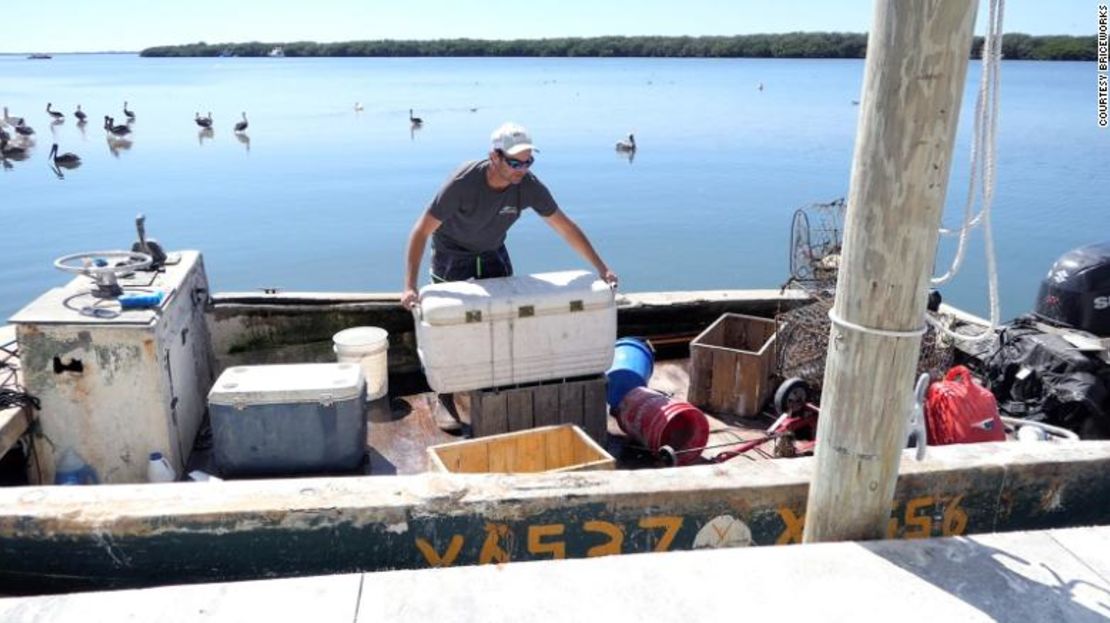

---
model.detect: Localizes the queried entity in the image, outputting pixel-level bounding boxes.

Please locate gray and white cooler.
[207,363,367,476]
[415,270,617,393]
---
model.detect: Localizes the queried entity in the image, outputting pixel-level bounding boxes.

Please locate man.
[401,121,618,431]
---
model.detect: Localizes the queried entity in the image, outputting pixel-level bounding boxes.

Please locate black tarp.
[985,316,1110,439]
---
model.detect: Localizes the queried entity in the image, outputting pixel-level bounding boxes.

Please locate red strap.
[945,365,972,385]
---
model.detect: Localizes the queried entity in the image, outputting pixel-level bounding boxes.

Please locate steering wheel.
[54,251,153,298]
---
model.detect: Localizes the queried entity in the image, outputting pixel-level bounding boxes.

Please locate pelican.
[104,116,131,136]
[195,112,213,128]
[234,112,248,133]
[3,107,24,127]
[615,133,636,153]
[46,103,64,120]
[14,121,34,137]
[0,137,26,158]
[49,143,81,166]
[123,101,135,121]
[354,102,364,112]
[74,105,88,123]
[409,109,423,125]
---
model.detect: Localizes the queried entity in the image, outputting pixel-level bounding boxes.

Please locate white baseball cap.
[490,122,538,156]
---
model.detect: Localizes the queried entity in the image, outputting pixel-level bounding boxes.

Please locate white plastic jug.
[333,326,389,400]
[147,452,177,483]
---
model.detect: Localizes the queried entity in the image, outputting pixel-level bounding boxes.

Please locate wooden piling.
[802,0,980,543]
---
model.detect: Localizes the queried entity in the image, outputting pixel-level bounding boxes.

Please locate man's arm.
[542,209,618,287]
[401,211,442,309]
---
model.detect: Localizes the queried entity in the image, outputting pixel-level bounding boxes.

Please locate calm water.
[1,55,1106,321]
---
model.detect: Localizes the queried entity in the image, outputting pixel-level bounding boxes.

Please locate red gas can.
[925,366,1006,445]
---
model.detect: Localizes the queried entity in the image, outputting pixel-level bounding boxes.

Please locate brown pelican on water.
[46,103,64,121]
[74,105,88,122]
[615,133,636,152]
[104,116,131,136]
[0,137,26,159]
[49,143,81,166]
[195,112,213,128]
[3,107,24,127]
[234,112,249,133]
[14,121,34,137]
[123,101,135,121]
[409,109,423,126]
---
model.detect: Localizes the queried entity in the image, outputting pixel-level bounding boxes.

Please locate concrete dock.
[2,526,1108,622]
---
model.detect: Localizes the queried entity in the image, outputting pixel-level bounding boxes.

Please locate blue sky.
[2,0,1097,53]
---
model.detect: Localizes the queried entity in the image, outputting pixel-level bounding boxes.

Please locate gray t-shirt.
[428,159,559,253]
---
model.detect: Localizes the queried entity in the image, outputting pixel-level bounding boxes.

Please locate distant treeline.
[140,33,1096,61]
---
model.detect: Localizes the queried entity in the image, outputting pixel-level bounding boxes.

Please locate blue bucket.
[606,337,655,408]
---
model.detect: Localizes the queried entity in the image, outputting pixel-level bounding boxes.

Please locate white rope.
[827,308,927,338]
[929,0,1005,344]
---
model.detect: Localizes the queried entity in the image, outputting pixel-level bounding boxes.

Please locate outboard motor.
[1033,242,1110,338]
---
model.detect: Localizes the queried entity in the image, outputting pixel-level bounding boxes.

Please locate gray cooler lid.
[208,363,365,406]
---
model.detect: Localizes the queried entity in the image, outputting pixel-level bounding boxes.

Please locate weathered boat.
[3,0,1108,599]
[0,261,1109,596]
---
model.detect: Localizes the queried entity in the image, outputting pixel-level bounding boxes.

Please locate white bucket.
[333,327,389,400]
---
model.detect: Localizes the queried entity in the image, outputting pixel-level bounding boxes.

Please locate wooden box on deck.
[688,313,781,418]
[426,424,615,474]
[464,374,608,444]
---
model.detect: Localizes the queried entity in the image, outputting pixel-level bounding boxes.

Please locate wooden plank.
[544,428,566,470]
[456,439,489,473]
[687,345,714,407]
[463,388,481,433]
[710,349,738,415]
[515,427,546,472]
[569,426,592,467]
[558,381,585,429]
[472,390,508,439]
[532,384,560,429]
[486,391,509,438]
[486,436,516,473]
[371,394,458,475]
[581,378,609,444]
[507,391,534,433]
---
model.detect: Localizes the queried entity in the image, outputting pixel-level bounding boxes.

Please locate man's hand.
[401,288,419,310]
[600,268,619,290]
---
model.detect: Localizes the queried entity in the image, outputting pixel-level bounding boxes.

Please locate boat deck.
[186,356,785,478]
[362,357,782,476]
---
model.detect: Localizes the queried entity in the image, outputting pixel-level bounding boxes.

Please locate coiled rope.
[929,0,1005,343]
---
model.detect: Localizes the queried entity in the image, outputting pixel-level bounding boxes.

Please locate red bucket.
[616,387,709,465]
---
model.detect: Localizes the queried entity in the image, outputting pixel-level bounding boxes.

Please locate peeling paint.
[385,522,409,534]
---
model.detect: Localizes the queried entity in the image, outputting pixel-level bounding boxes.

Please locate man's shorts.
[430,245,514,284]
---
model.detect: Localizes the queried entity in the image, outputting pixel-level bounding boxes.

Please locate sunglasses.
[497,150,534,170]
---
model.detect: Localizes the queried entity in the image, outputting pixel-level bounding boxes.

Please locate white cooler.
[415,270,617,393]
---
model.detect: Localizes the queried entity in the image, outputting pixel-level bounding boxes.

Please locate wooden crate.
[427,424,615,474]
[464,374,608,444]
[688,313,781,417]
